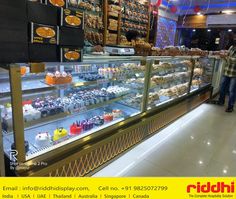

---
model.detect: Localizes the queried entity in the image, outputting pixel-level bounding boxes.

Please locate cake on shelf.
[81,120,94,131]
[35,132,51,148]
[53,128,68,141]
[112,109,123,118]
[103,113,113,122]
[23,104,41,122]
[45,71,72,85]
[91,116,104,126]
[70,121,82,135]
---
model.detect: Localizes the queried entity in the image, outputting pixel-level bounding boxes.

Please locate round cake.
[35,132,51,148]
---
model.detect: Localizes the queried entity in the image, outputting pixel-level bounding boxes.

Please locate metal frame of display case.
[0,115,5,176]
[0,55,218,176]
[1,56,149,171]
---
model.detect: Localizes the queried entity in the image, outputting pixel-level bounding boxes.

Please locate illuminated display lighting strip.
[161,0,236,9]
[180,3,236,10]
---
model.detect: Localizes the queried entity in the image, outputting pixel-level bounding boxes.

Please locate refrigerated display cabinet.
[0,56,216,176]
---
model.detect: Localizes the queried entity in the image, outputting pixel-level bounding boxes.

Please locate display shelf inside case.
[1,58,146,161]
[3,102,139,160]
[147,58,193,109]
[190,57,214,93]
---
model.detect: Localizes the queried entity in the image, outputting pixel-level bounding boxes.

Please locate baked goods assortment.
[120,35,132,46]
[192,79,202,87]
[194,68,203,77]
[85,14,104,30]
[106,0,121,45]
[121,0,149,37]
[148,59,194,107]
[68,0,102,12]
[108,4,121,17]
[45,71,73,85]
[134,39,152,56]
[151,72,190,87]
[122,93,143,109]
[152,61,192,74]
[106,32,117,45]
[85,31,103,45]
[121,21,147,36]
[149,83,189,106]
[108,19,118,31]
[125,78,145,89]
[97,63,145,79]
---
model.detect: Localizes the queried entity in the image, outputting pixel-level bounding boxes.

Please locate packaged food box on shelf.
[30,23,58,45]
[60,47,83,62]
[61,8,84,29]
[44,0,66,8]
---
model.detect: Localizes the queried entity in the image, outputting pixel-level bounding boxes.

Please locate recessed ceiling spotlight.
[207,29,211,32]
[193,29,196,32]
[228,29,232,32]
[222,10,235,14]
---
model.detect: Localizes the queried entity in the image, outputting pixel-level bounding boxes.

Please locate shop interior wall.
[177,28,236,50]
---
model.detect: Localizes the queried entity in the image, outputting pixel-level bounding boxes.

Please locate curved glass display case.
[147,56,193,110]
[0,55,217,167]
[0,56,147,161]
[190,57,214,93]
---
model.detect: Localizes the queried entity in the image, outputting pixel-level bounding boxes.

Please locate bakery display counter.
[3,102,138,160]
[0,55,219,176]
[147,57,193,110]
[0,56,146,162]
[190,57,214,93]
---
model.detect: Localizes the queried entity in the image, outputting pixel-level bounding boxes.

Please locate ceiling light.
[193,29,196,32]
[207,29,211,32]
[222,10,235,14]
[197,12,203,16]
[228,29,232,32]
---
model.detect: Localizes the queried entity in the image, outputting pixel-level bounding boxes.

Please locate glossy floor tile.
[93,104,236,177]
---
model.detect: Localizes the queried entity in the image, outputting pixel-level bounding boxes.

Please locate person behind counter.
[213,40,236,112]
[126,30,139,43]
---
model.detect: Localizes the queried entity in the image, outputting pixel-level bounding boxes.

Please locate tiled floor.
[93,103,236,177]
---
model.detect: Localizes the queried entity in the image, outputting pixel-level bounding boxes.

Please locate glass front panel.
[147,57,192,110]
[190,57,214,92]
[2,59,146,160]
[0,68,14,159]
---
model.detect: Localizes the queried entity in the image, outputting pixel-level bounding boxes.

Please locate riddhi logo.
[187,182,235,193]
